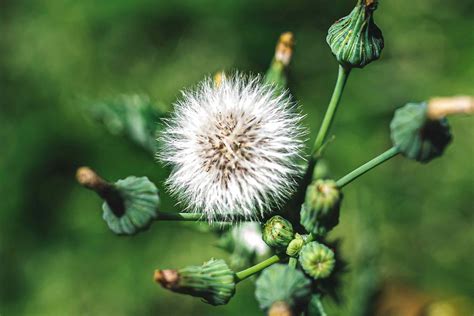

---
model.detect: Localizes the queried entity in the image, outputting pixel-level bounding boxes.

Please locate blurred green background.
[1,0,473,315]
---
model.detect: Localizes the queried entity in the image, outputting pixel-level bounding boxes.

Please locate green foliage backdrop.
[1,0,473,315]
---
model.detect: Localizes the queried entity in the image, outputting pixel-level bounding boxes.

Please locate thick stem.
[311,65,351,159]
[235,255,282,282]
[336,147,400,188]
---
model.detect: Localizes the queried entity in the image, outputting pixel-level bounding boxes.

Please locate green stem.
[336,147,400,188]
[288,257,297,269]
[235,255,282,282]
[155,211,204,221]
[311,65,351,159]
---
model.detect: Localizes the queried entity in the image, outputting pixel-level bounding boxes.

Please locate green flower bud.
[154,258,236,306]
[262,216,295,251]
[76,167,159,235]
[301,179,342,236]
[265,32,295,92]
[327,0,384,68]
[255,264,311,313]
[390,102,452,163]
[299,242,336,280]
[286,233,305,257]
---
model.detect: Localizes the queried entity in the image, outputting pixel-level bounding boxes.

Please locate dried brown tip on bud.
[76,166,109,192]
[428,96,474,120]
[268,301,294,316]
[154,269,180,289]
[213,71,226,88]
[275,32,294,66]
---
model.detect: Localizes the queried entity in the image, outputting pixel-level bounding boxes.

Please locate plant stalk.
[311,65,351,159]
[336,147,400,188]
[235,255,282,282]
[155,211,205,221]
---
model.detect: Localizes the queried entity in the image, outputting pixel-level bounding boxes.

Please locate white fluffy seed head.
[158,73,306,222]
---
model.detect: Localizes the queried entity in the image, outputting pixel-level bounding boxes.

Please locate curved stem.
[311,65,351,159]
[336,147,400,188]
[235,255,283,283]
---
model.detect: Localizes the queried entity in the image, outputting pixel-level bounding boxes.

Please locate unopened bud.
[286,234,305,257]
[262,216,295,251]
[265,32,295,91]
[327,0,384,68]
[301,179,342,236]
[299,242,335,280]
[154,259,236,306]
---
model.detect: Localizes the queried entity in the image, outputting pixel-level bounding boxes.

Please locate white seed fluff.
[159,74,305,221]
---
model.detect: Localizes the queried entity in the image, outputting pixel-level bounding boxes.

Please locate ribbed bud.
[255,264,311,314]
[286,233,305,257]
[327,0,384,68]
[76,167,160,235]
[300,179,342,236]
[262,216,295,251]
[299,242,336,280]
[390,102,452,163]
[265,32,295,91]
[154,259,236,306]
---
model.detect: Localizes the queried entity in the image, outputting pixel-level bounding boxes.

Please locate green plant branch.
[336,147,400,188]
[155,211,205,221]
[235,254,283,282]
[311,65,351,159]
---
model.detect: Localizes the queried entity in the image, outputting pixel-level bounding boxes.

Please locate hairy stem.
[311,65,351,159]
[336,147,400,188]
[235,255,283,282]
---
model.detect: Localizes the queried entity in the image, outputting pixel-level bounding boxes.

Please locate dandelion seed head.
[159,73,306,221]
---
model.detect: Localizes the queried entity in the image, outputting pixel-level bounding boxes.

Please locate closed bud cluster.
[390,102,452,163]
[300,179,342,236]
[327,0,384,68]
[262,216,295,251]
[154,259,236,306]
[299,242,336,280]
